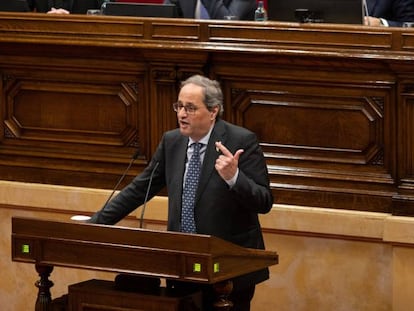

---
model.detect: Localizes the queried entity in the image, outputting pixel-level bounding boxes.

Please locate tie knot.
[192,142,201,153]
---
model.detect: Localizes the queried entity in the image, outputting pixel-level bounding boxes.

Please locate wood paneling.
[0,13,414,214]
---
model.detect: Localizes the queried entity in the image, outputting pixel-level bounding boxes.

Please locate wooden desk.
[0,13,414,215]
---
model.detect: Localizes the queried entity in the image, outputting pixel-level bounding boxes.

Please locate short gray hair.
[181,75,224,117]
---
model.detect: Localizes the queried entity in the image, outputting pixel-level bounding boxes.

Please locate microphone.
[139,161,159,228]
[100,149,140,210]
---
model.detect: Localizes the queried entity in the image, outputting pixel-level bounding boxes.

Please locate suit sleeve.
[379,0,414,27]
[231,132,273,214]
[88,144,166,225]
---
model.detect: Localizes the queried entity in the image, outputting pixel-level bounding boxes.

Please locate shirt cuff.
[225,168,239,188]
[380,18,389,27]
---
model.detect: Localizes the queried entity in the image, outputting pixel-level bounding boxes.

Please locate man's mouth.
[179,120,189,127]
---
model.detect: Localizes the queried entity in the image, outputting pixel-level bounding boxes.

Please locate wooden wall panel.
[5,80,136,144]
[0,37,152,188]
[393,81,414,214]
[215,76,395,213]
[0,13,414,214]
[212,47,398,212]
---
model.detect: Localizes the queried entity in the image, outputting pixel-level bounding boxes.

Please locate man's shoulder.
[163,128,185,142]
[218,119,255,137]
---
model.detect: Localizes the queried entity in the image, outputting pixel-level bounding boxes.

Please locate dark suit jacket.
[367,0,414,26]
[164,0,256,20]
[28,0,104,14]
[90,118,273,289]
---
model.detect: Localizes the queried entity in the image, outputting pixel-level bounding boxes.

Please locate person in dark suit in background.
[88,74,273,311]
[164,0,257,20]
[364,0,414,27]
[27,0,104,14]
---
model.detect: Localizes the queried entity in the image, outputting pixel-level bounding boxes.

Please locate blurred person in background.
[364,0,414,26]
[164,0,257,20]
[27,0,104,14]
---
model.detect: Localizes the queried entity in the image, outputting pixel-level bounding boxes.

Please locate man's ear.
[210,105,219,120]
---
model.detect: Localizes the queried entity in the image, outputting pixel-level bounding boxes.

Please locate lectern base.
[67,279,202,311]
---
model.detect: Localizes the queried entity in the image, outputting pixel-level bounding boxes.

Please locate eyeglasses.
[173,102,199,115]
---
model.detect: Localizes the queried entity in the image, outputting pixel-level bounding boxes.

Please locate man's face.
[176,83,218,141]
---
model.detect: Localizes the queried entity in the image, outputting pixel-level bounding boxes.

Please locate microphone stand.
[139,161,160,228]
[101,150,140,209]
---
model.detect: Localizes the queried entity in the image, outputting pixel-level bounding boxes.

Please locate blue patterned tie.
[181,143,202,233]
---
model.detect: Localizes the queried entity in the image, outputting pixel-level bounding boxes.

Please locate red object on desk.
[258,0,268,10]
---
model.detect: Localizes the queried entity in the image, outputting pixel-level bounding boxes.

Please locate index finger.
[215,141,233,157]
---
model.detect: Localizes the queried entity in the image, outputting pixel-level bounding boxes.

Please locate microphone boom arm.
[140,162,160,228]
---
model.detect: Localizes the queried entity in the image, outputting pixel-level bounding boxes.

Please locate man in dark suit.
[164,0,257,20]
[28,0,104,14]
[89,74,273,311]
[365,0,414,27]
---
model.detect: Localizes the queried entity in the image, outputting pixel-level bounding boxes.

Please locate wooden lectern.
[11,217,278,310]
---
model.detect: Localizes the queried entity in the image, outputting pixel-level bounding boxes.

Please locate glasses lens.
[173,103,198,114]
[186,106,196,114]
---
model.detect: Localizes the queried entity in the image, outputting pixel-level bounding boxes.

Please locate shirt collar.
[188,122,215,147]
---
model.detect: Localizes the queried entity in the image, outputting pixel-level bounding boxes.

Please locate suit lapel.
[195,120,227,202]
[174,135,189,203]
